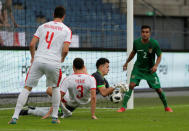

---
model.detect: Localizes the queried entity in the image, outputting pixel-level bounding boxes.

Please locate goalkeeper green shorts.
[130,67,161,89]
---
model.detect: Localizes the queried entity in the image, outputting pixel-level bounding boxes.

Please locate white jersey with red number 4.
[60,73,96,105]
[34,21,72,66]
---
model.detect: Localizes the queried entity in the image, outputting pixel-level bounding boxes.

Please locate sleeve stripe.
[64,41,71,44]
[97,85,105,88]
[68,27,72,39]
[34,35,39,39]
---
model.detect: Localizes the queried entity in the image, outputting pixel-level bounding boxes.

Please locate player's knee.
[129,83,136,89]
[46,87,52,96]
[156,88,162,93]
[24,86,32,91]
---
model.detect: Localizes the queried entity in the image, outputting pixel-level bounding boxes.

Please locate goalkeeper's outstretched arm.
[98,86,115,97]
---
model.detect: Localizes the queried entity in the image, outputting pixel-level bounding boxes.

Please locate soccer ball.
[110,88,123,103]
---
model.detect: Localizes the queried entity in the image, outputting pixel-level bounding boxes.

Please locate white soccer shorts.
[25,62,62,88]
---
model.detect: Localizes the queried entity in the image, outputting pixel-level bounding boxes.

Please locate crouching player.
[43,58,97,119]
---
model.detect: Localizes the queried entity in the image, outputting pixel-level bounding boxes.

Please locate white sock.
[60,102,71,114]
[12,88,30,119]
[51,87,60,118]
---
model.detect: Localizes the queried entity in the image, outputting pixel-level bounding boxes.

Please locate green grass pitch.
[0,96,189,131]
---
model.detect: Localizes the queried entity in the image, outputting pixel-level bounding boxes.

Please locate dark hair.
[73,58,84,70]
[96,58,109,69]
[54,6,66,18]
[141,25,151,31]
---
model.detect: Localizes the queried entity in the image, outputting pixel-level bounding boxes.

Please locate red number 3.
[76,85,83,98]
[45,31,54,49]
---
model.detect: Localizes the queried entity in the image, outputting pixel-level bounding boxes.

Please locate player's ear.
[62,15,65,21]
[83,66,88,74]
[46,87,52,96]
[73,66,76,72]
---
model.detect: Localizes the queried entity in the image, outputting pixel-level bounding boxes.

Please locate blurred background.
[0,0,189,49]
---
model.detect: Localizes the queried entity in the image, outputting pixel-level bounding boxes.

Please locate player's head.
[141,25,151,41]
[96,58,109,76]
[54,6,66,19]
[73,58,85,70]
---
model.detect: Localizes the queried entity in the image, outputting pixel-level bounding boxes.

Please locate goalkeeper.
[92,58,127,97]
[117,25,173,112]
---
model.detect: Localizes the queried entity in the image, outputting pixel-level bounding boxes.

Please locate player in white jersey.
[9,6,71,124]
[42,58,97,120]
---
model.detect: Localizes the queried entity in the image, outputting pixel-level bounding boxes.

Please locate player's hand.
[114,83,129,93]
[41,114,50,119]
[14,23,19,28]
[151,65,157,73]
[123,63,128,71]
[92,115,98,120]
[61,57,65,63]
[30,58,34,64]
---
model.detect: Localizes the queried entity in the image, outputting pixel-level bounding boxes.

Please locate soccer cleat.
[51,117,60,124]
[8,118,17,124]
[28,106,36,110]
[165,107,173,112]
[19,109,29,115]
[117,107,126,112]
[61,111,72,118]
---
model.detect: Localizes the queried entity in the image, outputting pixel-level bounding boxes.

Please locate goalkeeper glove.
[114,82,129,93]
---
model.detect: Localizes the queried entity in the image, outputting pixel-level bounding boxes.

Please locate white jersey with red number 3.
[34,21,72,66]
[60,73,96,105]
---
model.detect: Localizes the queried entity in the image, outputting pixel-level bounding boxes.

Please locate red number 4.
[76,85,83,98]
[45,31,54,49]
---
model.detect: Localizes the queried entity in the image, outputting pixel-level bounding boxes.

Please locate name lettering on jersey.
[75,79,85,84]
[44,24,63,31]
[137,50,143,52]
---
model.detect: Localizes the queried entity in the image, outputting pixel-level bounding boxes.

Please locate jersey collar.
[97,70,104,78]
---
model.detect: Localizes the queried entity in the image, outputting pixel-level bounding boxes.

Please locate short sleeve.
[64,28,72,43]
[90,76,96,90]
[104,78,109,88]
[133,41,137,52]
[34,25,42,38]
[92,73,105,88]
[154,40,162,56]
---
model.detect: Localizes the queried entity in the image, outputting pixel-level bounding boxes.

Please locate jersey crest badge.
[131,75,135,79]
[148,48,153,53]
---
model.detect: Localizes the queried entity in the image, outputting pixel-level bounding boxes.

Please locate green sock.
[158,91,168,108]
[122,89,133,108]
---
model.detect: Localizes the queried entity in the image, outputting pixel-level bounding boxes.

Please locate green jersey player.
[117,25,173,112]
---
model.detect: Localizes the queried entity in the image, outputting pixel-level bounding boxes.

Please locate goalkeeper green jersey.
[133,37,161,71]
